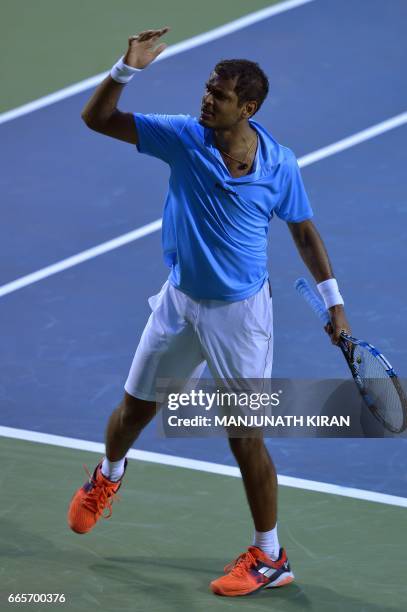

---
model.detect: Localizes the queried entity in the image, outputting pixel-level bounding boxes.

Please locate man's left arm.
[287,219,351,344]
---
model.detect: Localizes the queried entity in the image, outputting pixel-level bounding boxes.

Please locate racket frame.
[295,277,407,433]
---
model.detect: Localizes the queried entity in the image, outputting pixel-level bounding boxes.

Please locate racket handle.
[295,277,331,326]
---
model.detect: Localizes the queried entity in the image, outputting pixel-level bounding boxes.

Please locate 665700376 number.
[8,594,66,604]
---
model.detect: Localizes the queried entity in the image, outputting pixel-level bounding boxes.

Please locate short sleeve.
[274,149,313,222]
[134,113,189,164]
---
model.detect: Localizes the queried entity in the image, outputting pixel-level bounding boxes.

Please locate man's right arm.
[81,27,169,145]
[81,76,137,144]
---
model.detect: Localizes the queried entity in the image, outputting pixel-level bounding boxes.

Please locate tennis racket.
[295,277,407,434]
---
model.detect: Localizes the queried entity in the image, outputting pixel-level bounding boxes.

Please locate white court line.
[1,425,406,508]
[1,110,406,299]
[0,0,315,126]
[0,219,162,297]
[299,112,407,168]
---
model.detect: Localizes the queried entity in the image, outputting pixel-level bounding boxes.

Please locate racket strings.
[350,344,404,432]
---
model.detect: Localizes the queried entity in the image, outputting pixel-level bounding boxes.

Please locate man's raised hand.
[124,27,170,69]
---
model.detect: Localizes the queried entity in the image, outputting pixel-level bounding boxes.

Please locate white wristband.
[110,56,141,84]
[317,278,344,309]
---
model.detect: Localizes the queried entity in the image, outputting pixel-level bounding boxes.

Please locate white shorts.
[125,280,273,402]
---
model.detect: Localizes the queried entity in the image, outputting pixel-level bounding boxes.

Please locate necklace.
[218,135,257,170]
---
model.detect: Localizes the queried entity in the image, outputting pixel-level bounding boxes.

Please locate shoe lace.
[223,548,258,577]
[81,464,120,519]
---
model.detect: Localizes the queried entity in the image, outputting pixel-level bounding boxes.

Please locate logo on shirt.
[215,182,238,197]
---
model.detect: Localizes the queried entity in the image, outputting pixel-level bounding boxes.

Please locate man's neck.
[213,120,256,154]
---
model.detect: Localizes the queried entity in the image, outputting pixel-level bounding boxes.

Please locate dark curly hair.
[213,59,269,115]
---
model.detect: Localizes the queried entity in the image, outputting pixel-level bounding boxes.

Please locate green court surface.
[0,0,278,113]
[1,437,406,612]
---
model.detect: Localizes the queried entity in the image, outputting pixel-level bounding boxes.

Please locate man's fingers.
[151,42,167,59]
[333,327,351,346]
[340,329,353,354]
[131,27,169,43]
[332,326,345,344]
[324,322,339,345]
[324,322,333,336]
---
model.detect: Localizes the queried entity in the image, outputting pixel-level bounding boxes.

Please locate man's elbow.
[81,111,104,132]
[81,111,95,128]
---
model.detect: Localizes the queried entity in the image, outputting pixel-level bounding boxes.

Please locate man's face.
[199,72,248,129]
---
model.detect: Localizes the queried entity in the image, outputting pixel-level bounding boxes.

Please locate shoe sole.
[67,516,92,535]
[264,571,295,588]
[211,570,295,597]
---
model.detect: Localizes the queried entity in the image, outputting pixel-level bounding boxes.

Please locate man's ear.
[241,101,258,119]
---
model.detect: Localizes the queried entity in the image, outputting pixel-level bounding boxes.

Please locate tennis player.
[67,28,351,597]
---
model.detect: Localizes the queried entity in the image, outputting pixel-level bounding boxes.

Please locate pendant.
[238,163,248,170]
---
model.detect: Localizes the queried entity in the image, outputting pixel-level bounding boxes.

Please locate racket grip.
[295,278,331,326]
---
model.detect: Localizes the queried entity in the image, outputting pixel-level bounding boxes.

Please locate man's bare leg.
[67,391,157,533]
[228,435,280,560]
[105,391,157,461]
[229,436,277,531]
[210,436,293,595]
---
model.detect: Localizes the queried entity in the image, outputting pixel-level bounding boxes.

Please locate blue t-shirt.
[134,113,313,301]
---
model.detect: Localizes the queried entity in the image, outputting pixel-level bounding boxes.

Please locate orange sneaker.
[210,546,294,596]
[67,460,127,534]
